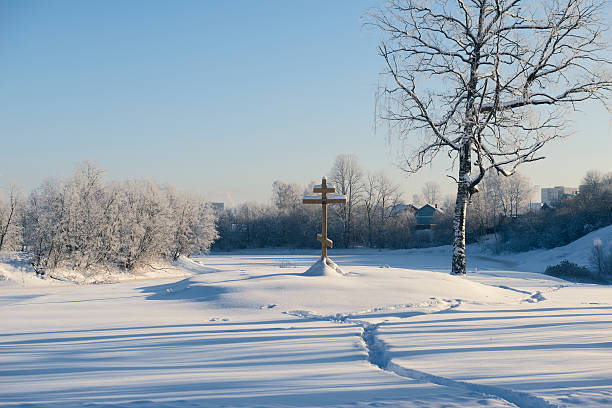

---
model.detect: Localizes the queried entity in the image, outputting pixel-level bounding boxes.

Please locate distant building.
[540,186,578,203]
[415,204,443,229]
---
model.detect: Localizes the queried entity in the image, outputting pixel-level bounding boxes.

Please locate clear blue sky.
[1,0,610,205]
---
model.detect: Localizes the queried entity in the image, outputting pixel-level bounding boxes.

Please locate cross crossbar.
[313,185,336,193]
[303,194,347,204]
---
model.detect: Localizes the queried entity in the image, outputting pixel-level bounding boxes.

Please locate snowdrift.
[302,257,346,276]
[0,254,192,286]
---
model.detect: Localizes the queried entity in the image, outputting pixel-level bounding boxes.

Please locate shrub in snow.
[544,260,608,284]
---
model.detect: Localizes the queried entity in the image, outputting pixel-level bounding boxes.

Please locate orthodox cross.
[303,177,347,260]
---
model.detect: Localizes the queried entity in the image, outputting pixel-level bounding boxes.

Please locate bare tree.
[271,180,302,212]
[376,173,403,246]
[372,0,611,274]
[468,172,531,241]
[411,193,424,207]
[0,185,22,252]
[363,171,402,246]
[330,154,364,247]
[363,173,382,247]
[422,181,441,205]
[503,173,532,217]
[581,170,603,198]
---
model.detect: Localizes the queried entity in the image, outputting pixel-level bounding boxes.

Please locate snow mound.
[302,257,346,277]
[47,262,192,284]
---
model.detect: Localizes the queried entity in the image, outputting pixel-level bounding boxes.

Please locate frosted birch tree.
[372,0,612,274]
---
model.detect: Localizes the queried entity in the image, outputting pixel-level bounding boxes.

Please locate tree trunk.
[452,182,469,274]
[452,144,471,275]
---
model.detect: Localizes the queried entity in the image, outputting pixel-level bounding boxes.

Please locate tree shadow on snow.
[138,278,228,302]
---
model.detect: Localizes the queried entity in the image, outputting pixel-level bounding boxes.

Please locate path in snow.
[286,305,556,408]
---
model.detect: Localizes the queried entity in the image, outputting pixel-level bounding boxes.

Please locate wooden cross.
[303,177,347,260]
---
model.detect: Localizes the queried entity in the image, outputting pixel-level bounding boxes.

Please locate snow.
[313,184,336,190]
[303,194,322,200]
[0,254,193,286]
[302,257,346,277]
[2,228,612,407]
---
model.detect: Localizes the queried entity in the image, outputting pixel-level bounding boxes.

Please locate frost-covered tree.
[581,170,605,198]
[330,154,364,247]
[363,172,401,247]
[363,172,382,247]
[500,173,532,218]
[468,172,531,241]
[24,178,71,268]
[422,181,441,206]
[590,238,612,280]
[25,163,120,270]
[0,185,22,252]
[64,162,108,269]
[23,162,218,271]
[374,173,402,247]
[372,0,612,274]
[166,187,218,261]
[113,179,173,269]
[271,181,302,212]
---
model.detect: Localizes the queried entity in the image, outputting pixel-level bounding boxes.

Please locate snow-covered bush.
[544,260,595,283]
[543,239,612,284]
[23,162,218,271]
[545,252,612,284]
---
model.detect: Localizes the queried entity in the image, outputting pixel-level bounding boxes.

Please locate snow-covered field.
[2,228,612,407]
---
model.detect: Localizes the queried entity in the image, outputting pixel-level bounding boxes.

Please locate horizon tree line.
[1,160,611,266]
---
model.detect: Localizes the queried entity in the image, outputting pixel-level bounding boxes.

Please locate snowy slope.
[496,224,612,272]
